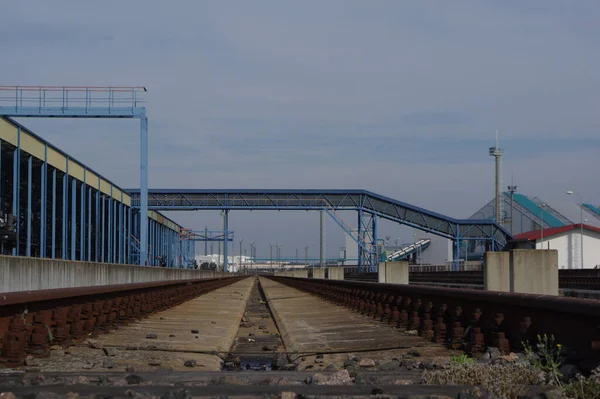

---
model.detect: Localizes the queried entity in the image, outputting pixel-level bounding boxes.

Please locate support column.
[357,209,362,272]
[51,169,56,259]
[87,187,92,261]
[320,210,326,267]
[40,145,47,258]
[62,160,68,260]
[112,199,117,263]
[71,177,76,260]
[80,170,86,260]
[26,156,32,257]
[120,203,124,263]
[112,199,120,263]
[139,114,148,266]
[95,177,100,262]
[107,196,112,263]
[223,210,229,272]
[101,195,105,263]
[371,215,378,272]
[148,219,151,265]
[127,207,132,264]
[12,128,21,256]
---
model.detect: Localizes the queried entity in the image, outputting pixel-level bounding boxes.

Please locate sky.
[2,1,599,259]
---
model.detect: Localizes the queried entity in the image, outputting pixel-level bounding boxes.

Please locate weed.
[522,333,563,385]
[423,362,544,399]
[451,354,475,364]
[563,367,600,399]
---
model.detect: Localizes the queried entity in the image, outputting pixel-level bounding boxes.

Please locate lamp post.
[566,191,584,269]
[539,203,546,250]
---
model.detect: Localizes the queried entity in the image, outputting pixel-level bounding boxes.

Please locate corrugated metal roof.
[513,223,600,241]
[542,200,600,228]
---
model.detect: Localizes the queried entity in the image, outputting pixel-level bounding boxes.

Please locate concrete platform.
[259,277,454,370]
[18,277,254,372]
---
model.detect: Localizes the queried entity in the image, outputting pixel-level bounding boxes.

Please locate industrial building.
[338,191,600,269]
[472,192,600,269]
[0,116,194,267]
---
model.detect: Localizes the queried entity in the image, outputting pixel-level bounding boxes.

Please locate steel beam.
[71,177,76,260]
[101,195,105,263]
[139,114,148,265]
[51,169,56,258]
[80,170,86,260]
[87,187,92,261]
[26,156,32,257]
[62,162,68,260]
[40,145,47,258]
[223,210,229,272]
[12,128,21,256]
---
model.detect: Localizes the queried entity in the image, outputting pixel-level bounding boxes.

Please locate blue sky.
[2,1,599,259]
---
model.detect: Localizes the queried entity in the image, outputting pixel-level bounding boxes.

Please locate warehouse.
[0,117,188,266]
[470,192,600,269]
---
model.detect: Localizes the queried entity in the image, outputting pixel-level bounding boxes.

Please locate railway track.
[0,277,245,366]
[1,275,599,398]
[346,270,600,292]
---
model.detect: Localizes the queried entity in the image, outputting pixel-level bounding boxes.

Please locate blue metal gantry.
[126,189,513,272]
[0,86,150,266]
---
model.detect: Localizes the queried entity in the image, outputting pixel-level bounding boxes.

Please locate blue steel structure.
[0,116,184,267]
[0,86,150,266]
[127,189,513,272]
[179,229,234,267]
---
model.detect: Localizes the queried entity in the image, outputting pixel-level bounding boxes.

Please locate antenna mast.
[489,130,504,225]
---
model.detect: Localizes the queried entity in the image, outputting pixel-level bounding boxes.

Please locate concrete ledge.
[312,268,325,279]
[378,261,409,284]
[328,267,344,280]
[484,252,510,292]
[0,255,227,293]
[510,249,559,295]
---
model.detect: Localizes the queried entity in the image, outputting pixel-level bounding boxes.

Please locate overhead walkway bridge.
[126,189,512,272]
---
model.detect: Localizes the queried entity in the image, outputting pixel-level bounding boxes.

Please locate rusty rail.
[268,276,600,369]
[0,277,244,366]
[345,270,600,291]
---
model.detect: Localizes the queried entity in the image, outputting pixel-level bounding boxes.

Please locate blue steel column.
[26,156,32,257]
[12,128,21,256]
[119,202,124,263]
[112,200,117,263]
[62,159,68,259]
[101,195,105,262]
[139,114,148,266]
[107,193,112,263]
[51,169,56,258]
[127,207,132,264]
[454,224,460,271]
[357,209,363,272]
[148,219,154,266]
[95,187,100,261]
[87,187,92,261]
[223,210,229,272]
[371,214,378,272]
[40,145,47,258]
[71,178,76,260]
[0,140,2,219]
[80,170,86,260]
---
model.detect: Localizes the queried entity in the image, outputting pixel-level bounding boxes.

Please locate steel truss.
[0,86,150,266]
[126,189,513,271]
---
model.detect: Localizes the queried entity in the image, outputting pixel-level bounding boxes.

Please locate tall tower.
[489,131,504,225]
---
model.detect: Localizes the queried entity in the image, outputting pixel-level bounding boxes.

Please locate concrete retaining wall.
[484,252,510,292]
[378,261,409,284]
[0,255,227,293]
[328,267,344,280]
[510,249,559,296]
